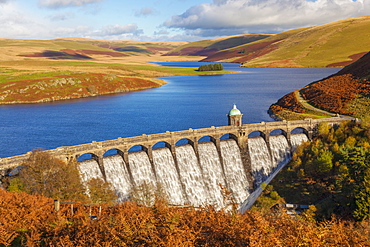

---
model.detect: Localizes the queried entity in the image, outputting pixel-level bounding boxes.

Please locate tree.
[271,121,370,221]
[85,177,117,204]
[12,150,86,201]
[314,150,334,174]
[353,168,370,221]
[318,122,330,138]
[197,64,223,71]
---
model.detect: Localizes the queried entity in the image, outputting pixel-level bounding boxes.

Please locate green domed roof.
[229,104,241,115]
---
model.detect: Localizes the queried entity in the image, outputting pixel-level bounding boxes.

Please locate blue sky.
[0,0,369,41]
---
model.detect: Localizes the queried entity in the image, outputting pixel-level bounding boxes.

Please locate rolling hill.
[269,51,370,123]
[2,15,370,104]
[0,38,235,104]
[164,34,273,57]
[200,16,370,67]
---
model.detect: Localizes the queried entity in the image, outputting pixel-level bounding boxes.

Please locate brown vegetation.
[166,34,272,58]
[165,46,218,56]
[0,189,369,246]
[18,50,93,60]
[269,91,306,115]
[327,52,368,67]
[336,52,370,79]
[301,74,370,114]
[63,49,129,57]
[270,52,370,119]
[300,52,370,115]
[202,40,281,63]
[18,49,129,59]
[0,74,163,104]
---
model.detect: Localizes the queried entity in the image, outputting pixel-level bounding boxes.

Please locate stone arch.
[198,134,223,151]
[291,127,309,136]
[220,133,238,142]
[128,144,150,153]
[198,135,212,143]
[247,130,266,138]
[175,138,194,146]
[269,128,288,138]
[76,152,100,162]
[152,141,172,150]
[103,148,125,157]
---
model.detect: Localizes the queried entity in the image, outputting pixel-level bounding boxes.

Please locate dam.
[0,105,346,210]
[78,132,308,209]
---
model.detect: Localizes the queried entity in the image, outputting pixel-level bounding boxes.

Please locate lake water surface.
[0,61,340,158]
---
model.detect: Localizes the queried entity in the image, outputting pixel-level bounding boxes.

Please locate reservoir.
[0,62,340,158]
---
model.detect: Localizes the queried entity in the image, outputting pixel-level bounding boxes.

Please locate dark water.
[0,61,340,158]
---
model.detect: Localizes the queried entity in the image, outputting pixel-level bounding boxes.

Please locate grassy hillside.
[203,16,370,67]
[164,34,272,57]
[269,52,370,123]
[3,15,370,104]
[0,38,236,104]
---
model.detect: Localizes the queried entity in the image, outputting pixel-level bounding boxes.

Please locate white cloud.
[0,2,46,39]
[0,0,144,40]
[52,25,91,37]
[49,12,75,21]
[154,30,170,35]
[33,24,144,40]
[135,7,156,17]
[38,0,103,8]
[164,0,370,35]
[99,24,143,36]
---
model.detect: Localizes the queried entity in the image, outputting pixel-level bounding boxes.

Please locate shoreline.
[0,59,239,105]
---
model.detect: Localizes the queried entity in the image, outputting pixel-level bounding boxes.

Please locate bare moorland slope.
[200,16,370,67]
[164,33,273,57]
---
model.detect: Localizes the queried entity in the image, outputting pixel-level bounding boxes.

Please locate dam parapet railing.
[0,117,347,171]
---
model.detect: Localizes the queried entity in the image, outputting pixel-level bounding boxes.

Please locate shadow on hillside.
[18,50,92,60]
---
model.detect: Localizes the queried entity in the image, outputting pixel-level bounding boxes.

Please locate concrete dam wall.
[79,133,308,210]
[0,117,346,210]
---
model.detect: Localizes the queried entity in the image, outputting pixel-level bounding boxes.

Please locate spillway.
[248,136,273,187]
[152,147,185,205]
[220,140,250,206]
[104,155,132,202]
[78,134,308,208]
[78,159,103,183]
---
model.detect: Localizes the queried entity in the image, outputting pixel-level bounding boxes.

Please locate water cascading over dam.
[78,133,308,209]
[1,106,345,209]
[0,111,346,209]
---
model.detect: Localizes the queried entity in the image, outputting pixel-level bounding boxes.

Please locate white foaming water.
[269,135,291,167]
[175,145,208,207]
[128,151,156,188]
[152,147,185,205]
[198,142,226,208]
[290,133,308,151]
[248,137,273,187]
[220,139,250,205]
[78,159,104,183]
[103,155,132,202]
[78,135,297,209]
